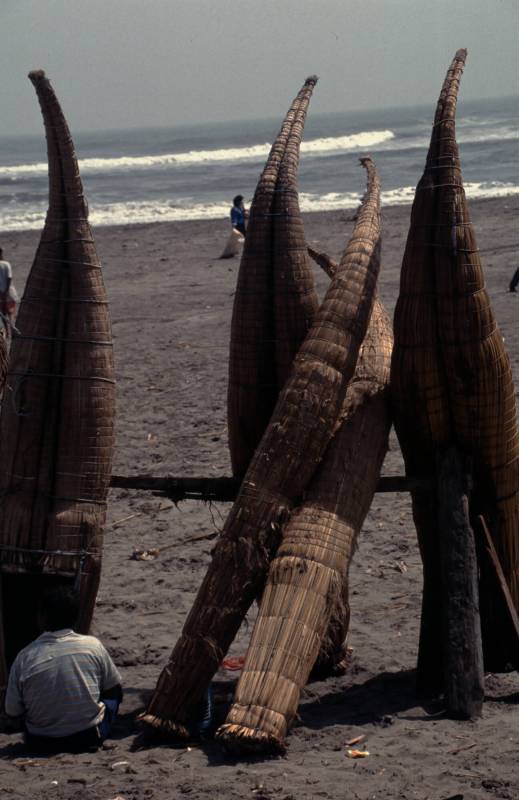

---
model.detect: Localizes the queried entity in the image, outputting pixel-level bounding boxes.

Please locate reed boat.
[0,71,115,697]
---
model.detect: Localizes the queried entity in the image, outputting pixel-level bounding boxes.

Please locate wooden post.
[437,447,484,719]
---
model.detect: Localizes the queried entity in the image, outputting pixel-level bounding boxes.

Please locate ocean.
[0,95,518,231]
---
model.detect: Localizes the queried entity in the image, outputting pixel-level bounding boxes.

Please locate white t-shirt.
[5,629,122,737]
[0,260,12,294]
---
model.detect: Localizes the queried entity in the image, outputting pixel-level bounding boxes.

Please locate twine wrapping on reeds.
[217,186,390,753]
[0,71,115,689]
[305,245,390,673]
[140,157,382,739]
[227,77,319,478]
[391,53,463,681]
[391,49,519,673]
[272,81,319,390]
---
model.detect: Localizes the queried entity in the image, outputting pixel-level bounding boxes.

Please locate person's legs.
[97,698,120,740]
[185,685,213,738]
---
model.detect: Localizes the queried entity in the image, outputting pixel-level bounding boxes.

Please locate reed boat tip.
[216,723,287,755]
[28,69,47,84]
[137,712,191,741]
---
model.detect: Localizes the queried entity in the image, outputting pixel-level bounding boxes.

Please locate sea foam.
[1,181,518,231]
[0,129,395,179]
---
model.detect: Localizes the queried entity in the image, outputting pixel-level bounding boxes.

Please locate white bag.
[219,228,244,259]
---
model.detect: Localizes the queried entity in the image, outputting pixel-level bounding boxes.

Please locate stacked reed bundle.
[0,71,115,689]
[306,246,391,674]
[140,157,381,740]
[217,166,389,754]
[429,56,519,668]
[227,77,319,478]
[391,53,461,684]
[391,49,519,675]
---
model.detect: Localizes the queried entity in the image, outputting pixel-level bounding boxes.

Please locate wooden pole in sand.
[437,447,484,719]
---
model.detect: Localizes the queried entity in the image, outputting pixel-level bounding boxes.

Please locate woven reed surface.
[0,72,115,631]
[390,54,465,469]
[217,298,392,753]
[307,246,337,279]
[306,244,391,667]
[0,574,5,695]
[141,158,382,738]
[227,77,319,478]
[316,298,393,664]
[272,81,319,389]
[0,332,8,397]
[391,50,519,661]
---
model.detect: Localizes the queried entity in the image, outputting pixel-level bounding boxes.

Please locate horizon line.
[1,91,518,141]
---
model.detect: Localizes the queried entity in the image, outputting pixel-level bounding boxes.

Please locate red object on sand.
[221,656,246,671]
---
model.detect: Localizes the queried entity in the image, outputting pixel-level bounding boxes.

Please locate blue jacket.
[231,205,245,228]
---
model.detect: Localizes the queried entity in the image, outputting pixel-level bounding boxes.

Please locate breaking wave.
[1,181,518,231]
[0,129,395,179]
[3,123,519,182]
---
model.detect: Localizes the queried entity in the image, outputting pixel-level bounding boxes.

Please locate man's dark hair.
[40,585,80,631]
[0,248,3,259]
[233,195,243,206]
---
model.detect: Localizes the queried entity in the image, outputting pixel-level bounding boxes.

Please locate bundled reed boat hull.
[228,77,319,478]
[0,331,8,391]
[0,72,115,697]
[391,50,519,678]
[140,158,381,740]
[218,172,390,755]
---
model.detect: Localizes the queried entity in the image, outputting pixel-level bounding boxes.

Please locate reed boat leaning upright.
[0,71,115,698]
[217,159,390,754]
[227,76,319,479]
[141,154,382,742]
[391,49,519,680]
[428,53,519,669]
[306,245,393,675]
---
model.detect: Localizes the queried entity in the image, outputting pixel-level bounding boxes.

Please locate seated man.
[5,585,122,753]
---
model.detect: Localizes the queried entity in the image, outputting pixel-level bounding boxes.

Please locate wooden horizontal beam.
[110,475,237,502]
[110,474,429,502]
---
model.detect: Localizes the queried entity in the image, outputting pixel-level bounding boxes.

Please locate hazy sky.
[2,0,518,136]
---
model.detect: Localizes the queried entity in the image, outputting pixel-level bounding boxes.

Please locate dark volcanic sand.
[1,197,518,800]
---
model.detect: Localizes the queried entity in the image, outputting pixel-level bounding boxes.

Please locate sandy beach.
[1,195,518,800]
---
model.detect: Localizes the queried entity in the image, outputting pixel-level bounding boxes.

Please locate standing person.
[230,195,247,237]
[0,248,17,326]
[509,266,519,293]
[5,586,123,753]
